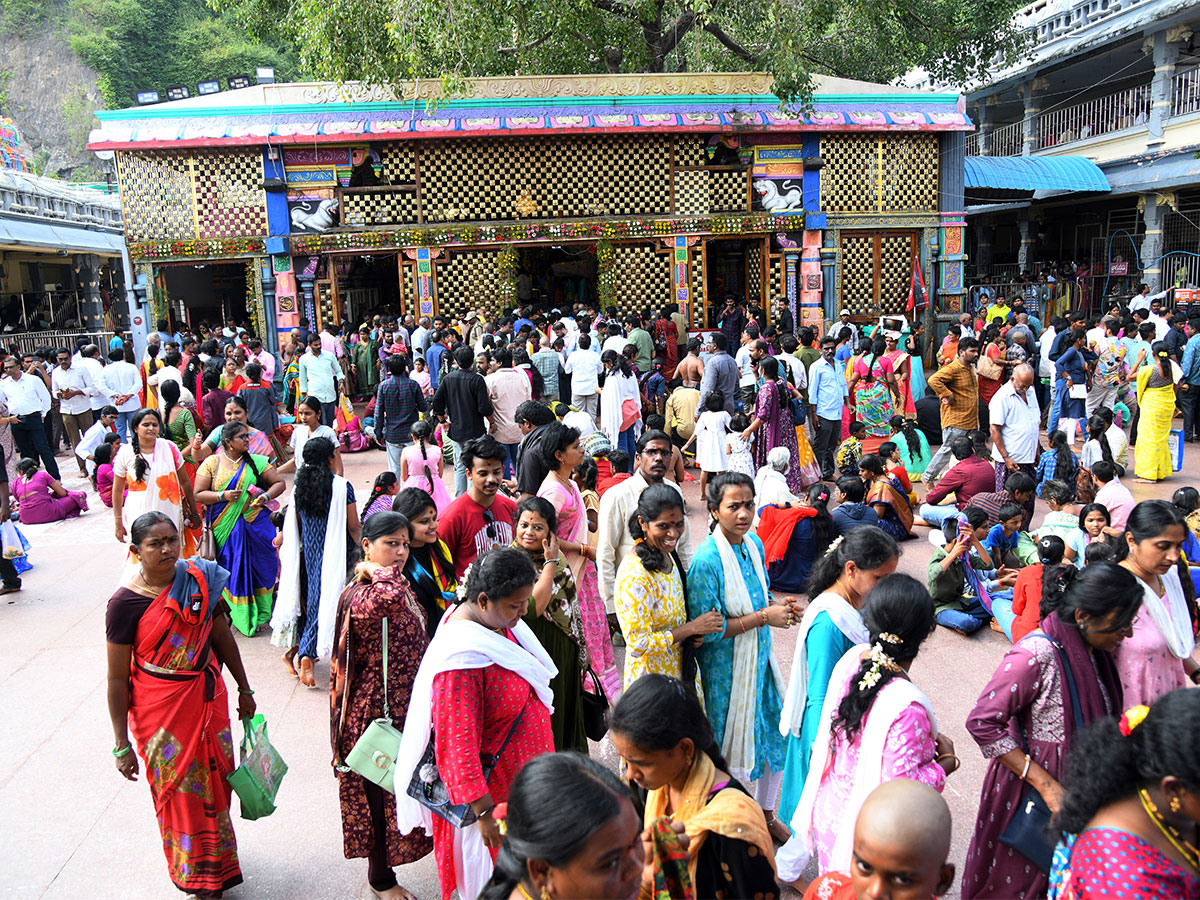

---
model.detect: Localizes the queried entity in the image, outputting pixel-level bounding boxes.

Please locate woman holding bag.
[394,546,556,900]
[106,511,255,899]
[193,421,284,636]
[960,562,1140,898]
[331,511,432,900]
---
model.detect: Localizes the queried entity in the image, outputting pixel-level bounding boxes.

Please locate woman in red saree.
[106,511,255,899]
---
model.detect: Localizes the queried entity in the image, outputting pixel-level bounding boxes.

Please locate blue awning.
[0,217,124,255]
[964,155,1110,192]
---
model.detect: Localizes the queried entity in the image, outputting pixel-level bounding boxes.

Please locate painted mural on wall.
[751,146,807,214]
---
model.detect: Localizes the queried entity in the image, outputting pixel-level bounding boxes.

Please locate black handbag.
[581,667,609,741]
[998,638,1083,873]
[406,693,528,828]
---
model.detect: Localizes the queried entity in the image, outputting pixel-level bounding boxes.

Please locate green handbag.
[339,618,405,794]
[227,713,288,820]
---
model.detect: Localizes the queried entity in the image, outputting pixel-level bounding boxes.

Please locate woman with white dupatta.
[685,472,799,843]
[393,547,556,900]
[775,574,958,882]
[777,525,900,827]
[270,436,361,687]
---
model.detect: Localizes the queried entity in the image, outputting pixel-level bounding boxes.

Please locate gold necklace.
[134,568,171,594]
[1140,789,1200,874]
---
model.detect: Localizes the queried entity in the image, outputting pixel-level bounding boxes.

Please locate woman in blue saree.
[193,421,286,636]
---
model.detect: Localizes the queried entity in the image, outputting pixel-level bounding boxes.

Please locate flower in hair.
[878,632,902,646]
[825,534,844,556]
[858,641,901,690]
[634,538,645,545]
[1118,704,1150,737]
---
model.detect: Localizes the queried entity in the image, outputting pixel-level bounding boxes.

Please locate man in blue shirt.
[425,331,449,392]
[1179,317,1200,440]
[808,335,848,480]
[697,332,739,415]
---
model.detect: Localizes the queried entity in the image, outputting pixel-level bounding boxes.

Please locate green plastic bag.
[1015,531,1040,567]
[227,713,287,820]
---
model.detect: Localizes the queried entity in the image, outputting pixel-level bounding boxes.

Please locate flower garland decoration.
[496,245,519,308]
[129,237,265,260]
[858,641,903,691]
[596,239,617,309]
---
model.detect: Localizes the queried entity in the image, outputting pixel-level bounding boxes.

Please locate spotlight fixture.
[197,80,221,95]
[136,90,160,105]
[255,67,276,84]
[227,74,252,90]
[165,85,190,101]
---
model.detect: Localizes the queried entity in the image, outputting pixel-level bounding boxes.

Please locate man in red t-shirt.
[438,434,517,578]
[914,434,996,528]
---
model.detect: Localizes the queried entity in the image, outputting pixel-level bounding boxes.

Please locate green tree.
[69,0,299,109]
[212,0,1027,106]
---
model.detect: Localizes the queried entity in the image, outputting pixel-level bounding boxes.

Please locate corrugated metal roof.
[964,155,1110,192]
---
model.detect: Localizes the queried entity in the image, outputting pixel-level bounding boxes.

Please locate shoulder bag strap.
[333,609,355,769]
[491,686,532,763]
[1049,638,1085,733]
[381,617,390,720]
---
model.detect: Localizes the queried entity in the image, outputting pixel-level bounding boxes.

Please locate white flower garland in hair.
[825,534,844,556]
[858,640,903,691]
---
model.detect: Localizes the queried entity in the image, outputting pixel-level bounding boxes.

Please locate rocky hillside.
[3,26,107,180]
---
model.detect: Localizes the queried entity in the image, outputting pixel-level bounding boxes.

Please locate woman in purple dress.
[741,356,805,495]
[13,457,87,524]
[961,561,1141,898]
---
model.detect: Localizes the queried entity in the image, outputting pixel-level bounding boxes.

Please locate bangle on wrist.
[238,687,254,695]
[477,803,496,821]
[1020,753,1032,782]
[112,744,133,758]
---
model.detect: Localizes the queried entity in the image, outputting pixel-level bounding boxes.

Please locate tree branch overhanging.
[498,30,554,54]
[703,22,759,63]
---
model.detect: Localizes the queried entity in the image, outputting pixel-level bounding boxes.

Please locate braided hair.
[410,419,436,493]
[360,471,398,519]
[628,483,684,573]
[1037,535,1068,613]
[832,573,935,743]
[1046,429,1077,484]
[129,408,163,483]
[889,415,921,461]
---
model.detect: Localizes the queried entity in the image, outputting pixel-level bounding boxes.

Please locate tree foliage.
[212,0,1028,107]
[69,0,300,109]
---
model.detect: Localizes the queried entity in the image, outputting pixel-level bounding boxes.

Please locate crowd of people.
[66,297,1200,900]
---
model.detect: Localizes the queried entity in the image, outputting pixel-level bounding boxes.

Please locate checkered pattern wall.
[420,135,671,222]
[768,254,783,309]
[612,242,672,316]
[400,262,418,317]
[820,134,939,213]
[380,145,417,184]
[342,190,420,227]
[673,168,749,215]
[841,234,876,316]
[194,149,267,239]
[747,241,763,301]
[674,136,708,167]
[691,247,706,328]
[117,151,197,241]
[879,234,915,314]
[435,248,499,320]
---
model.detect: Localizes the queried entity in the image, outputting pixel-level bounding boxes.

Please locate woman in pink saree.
[537,421,621,699]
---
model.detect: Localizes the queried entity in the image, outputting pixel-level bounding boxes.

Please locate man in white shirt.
[1,355,59,478]
[735,329,767,411]
[152,351,195,413]
[75,406,119,475]
[1148,297,1171,341]
[1130,283,1170,314]
[76,345,108,413]
[51,348,100,475]
[410,317,431,358]
[601,322,628,357]
[298,333,344,427]
[989,364,1041,528]
[565,333,603,420]
[99,345,141,441]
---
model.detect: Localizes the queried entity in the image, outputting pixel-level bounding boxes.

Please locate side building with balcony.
[943,0,1200,313]
[86,73,972,352]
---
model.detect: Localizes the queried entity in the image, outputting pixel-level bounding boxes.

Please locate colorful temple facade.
[87,73,970,350]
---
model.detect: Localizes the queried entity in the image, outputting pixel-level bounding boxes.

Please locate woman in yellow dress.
[1134,342,1181,484]
[613,483,722,691]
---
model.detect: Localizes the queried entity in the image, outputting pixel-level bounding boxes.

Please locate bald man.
[989,362,1040,529]
[802,779,954,900]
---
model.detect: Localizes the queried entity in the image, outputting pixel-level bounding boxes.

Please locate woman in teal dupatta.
[194,421,286,635]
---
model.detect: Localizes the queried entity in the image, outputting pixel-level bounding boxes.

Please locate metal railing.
[966,121,1024,157]
[1172,67,1200,117]
[1,329,116,356]
[1038,83,1150,148]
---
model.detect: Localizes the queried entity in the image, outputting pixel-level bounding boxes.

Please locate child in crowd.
[927,507,1016,636]
[573,455,600,548]
[596,449,631,495]
[411,356,432,397]
[1034,479,1087,566]
[829,474,880,535]
[1091,460,1133,530]
[983,502,1024,568]
[1009,534,1068,643]
[1170,486,1200,594]
[835,420,866,476]
[683,390,730,495]
[725,412,755,477]
[360,471,399,522]
[92,442,115,508]
[1034,429,1078,499]
[642,358,668,415]
[889,415,930,478]
[1078,500,1122,549]
[878,440,916,507]
[400,420,452,512]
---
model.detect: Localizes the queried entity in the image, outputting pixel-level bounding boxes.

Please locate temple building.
[87,73,971,350]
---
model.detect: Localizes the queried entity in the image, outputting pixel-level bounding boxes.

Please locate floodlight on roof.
[165,85,190,101]
[228,74,252,90]
[255,67,276,84]
[136,90,160,105]
[197,80,221,95]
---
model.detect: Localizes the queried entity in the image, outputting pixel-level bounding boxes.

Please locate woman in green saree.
[193,421,286,635]
[351,326,381,400]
